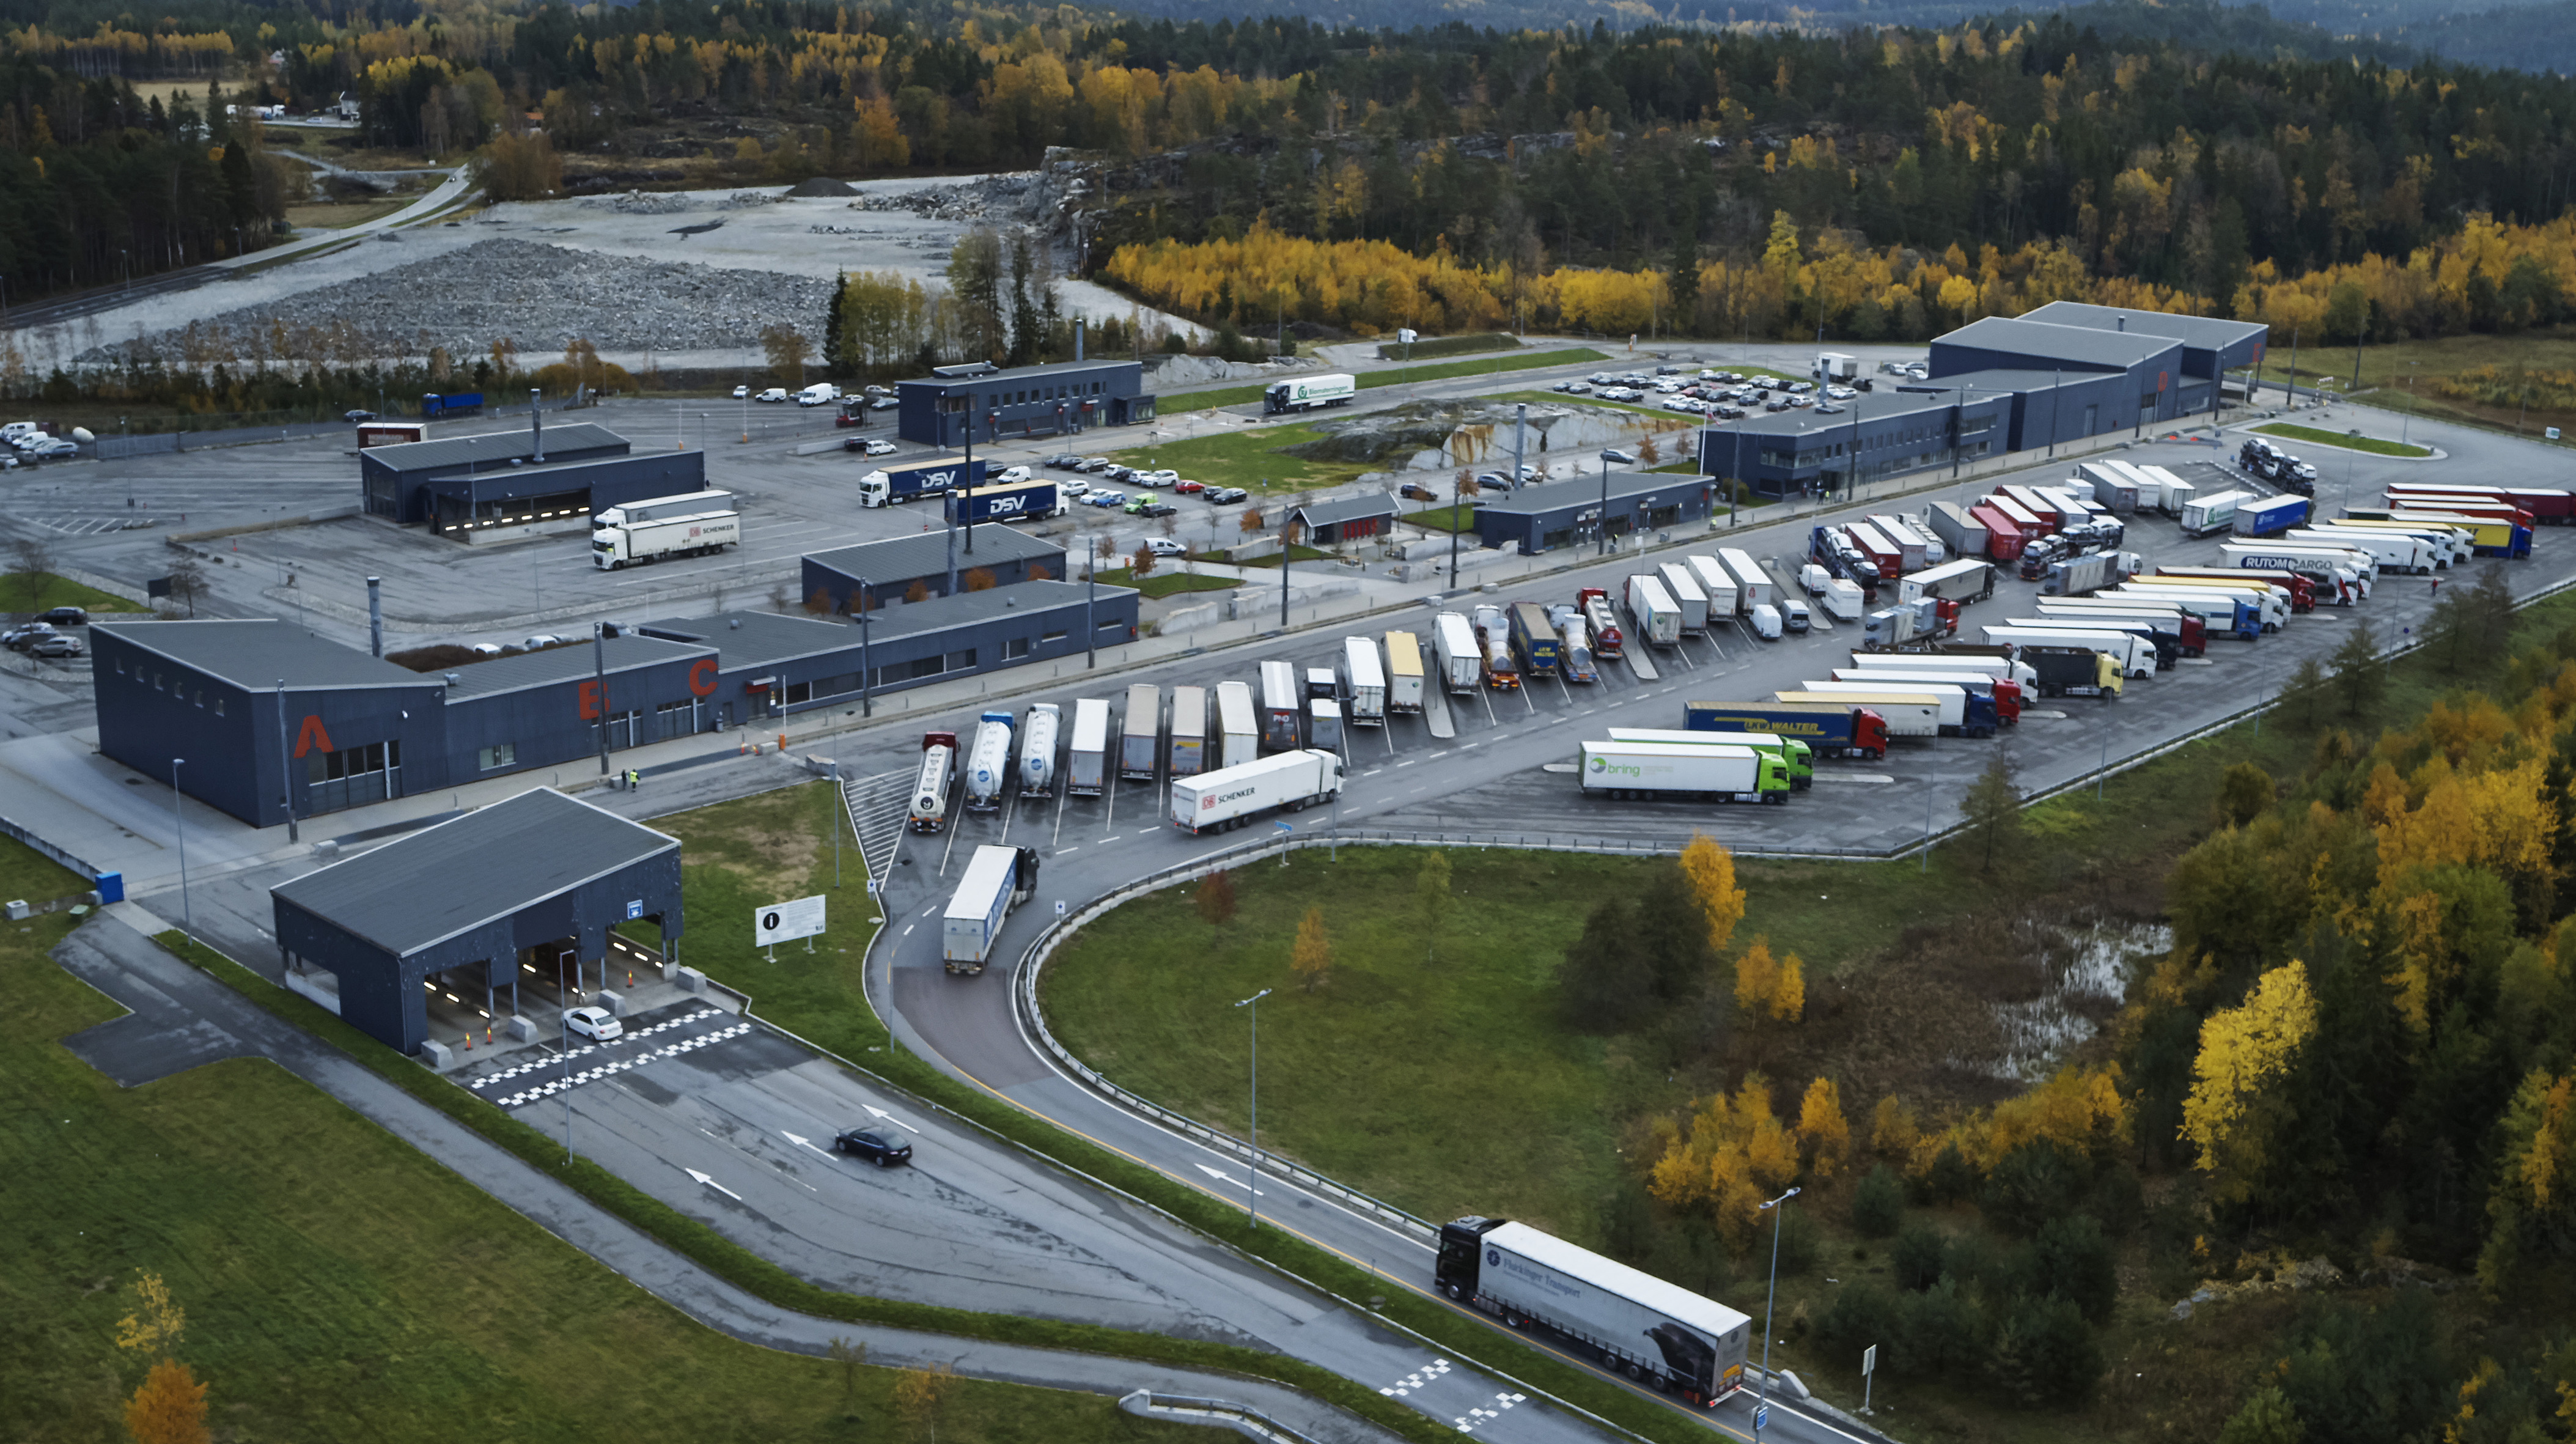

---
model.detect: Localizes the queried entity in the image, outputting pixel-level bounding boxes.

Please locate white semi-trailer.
[963,710,1013,811]
[591,505,742,570]
[1066,698,1111,797]
[1018,703,1059,798]
[1625,575,1682,647]
[1168,750,1344,835]
[1432,612,1484,694]
[1341,636,1387,726]
[941,844,1031,974]
[1655,562,1712,635]
[1438,1217,1751,1409]
[1682,554,1740,618]
[1577,740,1790,803]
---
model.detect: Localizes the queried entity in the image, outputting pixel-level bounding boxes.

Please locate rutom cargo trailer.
[1382,631,1426,713]
[1169,750,1344,834]
[1020,703,1061,797]
[2220,541,2377,594]
[1342,637,1388,726]
[942,844,1034,974]
[1682,700,1891,759]
[908,731,958,832]
[1605,728,1814,788]
[1432,612,1484,694]
[1214,681,1259,770]
[1119,683,1161,781]
[1578,740,1791,803]
[1066,698,1111,797]
[1259,660,1303,750]
[1168,687,1208,777]
[1437,1217,1751,1409]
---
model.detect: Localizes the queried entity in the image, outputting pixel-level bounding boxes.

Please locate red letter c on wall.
[689,658,718,697]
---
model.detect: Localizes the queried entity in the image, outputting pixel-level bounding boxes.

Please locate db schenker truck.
[591,503,741,570]
[858,457,986,507]
[1262,372,1357,414]
[1605,728,1815,789]
[1684,700,1891,759]
[942,844,1037,974]
[1169,750,1344,834]
[1437,1217,1751,1410]
[1577,740,1790,803]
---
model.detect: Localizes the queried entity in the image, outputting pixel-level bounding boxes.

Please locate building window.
[194,690,204,708]
[213,697,224,716]
[812,672,859,697]
[1041,629,1067,645]
[1003,636,1030,660]
[113,655,123,674]
[478,743,517,771]
[945,648,976,671]
[153,671,164,691]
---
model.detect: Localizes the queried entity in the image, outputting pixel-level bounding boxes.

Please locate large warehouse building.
[1473,471,1715,555]
[359,416,708,541]
[800,529,1067,614]
[94,578,1138,827]
[271,787,682,1055]
[1696,302,2267,498]
[897,359,1152,448]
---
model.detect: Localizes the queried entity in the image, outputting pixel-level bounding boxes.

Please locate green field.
[2251,421,2434,457]
[1375,332,1521,361]
[0,836,87,910]
[1,571,147,616]
[1160,348,1616,412]
[1091,567,1240,598]
[2264,328,2576,441]
[1101,421,1367,493]
[0,904,1193,1444]
[1400,506,1477,532]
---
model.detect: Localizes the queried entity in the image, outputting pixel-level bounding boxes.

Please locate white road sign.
[755,894,827,946]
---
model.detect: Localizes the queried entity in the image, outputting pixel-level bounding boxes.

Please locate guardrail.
[1118,1390,1323,1444]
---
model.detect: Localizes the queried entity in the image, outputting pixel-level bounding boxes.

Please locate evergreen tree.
[822,268,849,380]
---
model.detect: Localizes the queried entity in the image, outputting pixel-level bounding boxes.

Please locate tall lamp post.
[1753,1186,1802,1443]
[171,757,190,933]
[1234,987,1272,1228]
[855,576,874,715]
[1595,449,1618,554]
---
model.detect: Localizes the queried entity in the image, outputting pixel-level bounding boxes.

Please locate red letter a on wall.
[293,714,334,759]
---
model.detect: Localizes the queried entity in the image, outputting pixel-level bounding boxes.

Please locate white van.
[796,382,842,407]
[1779,598,1813,633]
[1748,603,1784,641]
[756,387,789,403]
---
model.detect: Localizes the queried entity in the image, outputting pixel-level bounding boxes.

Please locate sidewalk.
[47,904,1401,1444]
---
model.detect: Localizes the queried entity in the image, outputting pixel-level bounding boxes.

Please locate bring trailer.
[1437,1217,1750,1409]
[1606,728,1815,788]
[1169,750,1344,834]
[1578,740,1790,803]
[1684,700,1890,759]
[942,844,1036,974]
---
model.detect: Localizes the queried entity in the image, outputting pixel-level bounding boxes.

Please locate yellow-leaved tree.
[117,1272,205,1444]
[1733,936,1803,1021]
[2479,1070,2576,1292]
[1290,905,1331,992]
[1677,833,1746,954]
[1795,1077,1850,1179]
[2180,960,2317,1200]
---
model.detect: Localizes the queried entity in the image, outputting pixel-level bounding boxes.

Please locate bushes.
[1850,1165,1904,1239]
[2018,1214,2118,1324]
[1891,1219,1948,1291]
[1987,1295,2102,1407]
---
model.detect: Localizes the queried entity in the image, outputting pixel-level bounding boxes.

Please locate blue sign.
[1753,1404,1768,1432]
[625,899,644,921]
[1274,821,1294,833]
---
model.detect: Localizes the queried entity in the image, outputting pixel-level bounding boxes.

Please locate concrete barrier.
[598,989,630,1017]
[419,1039,454,1068]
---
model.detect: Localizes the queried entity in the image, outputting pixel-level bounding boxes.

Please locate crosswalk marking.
[477,1014,749,1107]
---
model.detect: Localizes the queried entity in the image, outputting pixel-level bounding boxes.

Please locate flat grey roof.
[95,619,432,691]
[361,421,628,475]
[440,633,713,699]
[273,787,676,958]
[863,579,1136,642]
[899,358,1142,391]
[1897,369,2094,395]
[2019,301,2268,352]
[805,528,1064,584]
[1293,492,1399,527]
[636,610,867,672]
[1478,471,1702,516]
[1710,391,1967,438]
[1933,315,2182,370]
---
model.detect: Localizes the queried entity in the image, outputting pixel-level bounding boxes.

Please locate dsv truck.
[1169,750,1344,835]
[1438,1217,1750,1409]
[858,457,986,507]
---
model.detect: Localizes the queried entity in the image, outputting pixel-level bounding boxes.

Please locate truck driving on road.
[858,457,987,508]
[942,844,1036,974]
[1437,1217,1750,1410]
[1262,373,1358,414]
[1170,750,1345,834]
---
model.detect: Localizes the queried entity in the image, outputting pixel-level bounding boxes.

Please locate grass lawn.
[2251,421,2433,457]
[2,572,149,617]
[283,197,411,230]
[1161,348,1616,412]
[0,904,1190,1444]
[1034,581,2576,1443]
[1229,544,1339,569]
[1091,567,1240,599]
[1400,507,1478,532]
[2263,327,2576,441]
[0,837,87,909]
[648,782,884,1039]
[1101,421,1367,494]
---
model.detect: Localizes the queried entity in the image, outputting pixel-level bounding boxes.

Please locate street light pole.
[274,679,298,844]
[171,757,190,932]
[592,622,613,776]
[1235,987,1271,1228]
[1754,1187,1802,1443]
[1596,452,1613,555]
[856,576,873,715]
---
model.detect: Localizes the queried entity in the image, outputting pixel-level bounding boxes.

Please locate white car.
[756,388,789,403]
[523,633,564,649]
[861,438,896,457]
[732,385,749,399]
[995,465,1034,484]
[1063,479,1089,496]
[1138,468,1180,488]
[564,1006,624,1042]
[1145,537,1187,556]
[469,643,505,657]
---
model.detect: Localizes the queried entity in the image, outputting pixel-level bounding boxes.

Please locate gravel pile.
[848,172,1042,223]
[590,190,690,214]
[83,238,834,361]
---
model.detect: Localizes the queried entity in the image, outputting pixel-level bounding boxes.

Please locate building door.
[2082,404,2099,435]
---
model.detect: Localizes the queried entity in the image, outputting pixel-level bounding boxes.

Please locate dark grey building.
[438,633,720,776]
[1471,471,1715,555]
[92,619,449,828]
[1697,390,2012,499]
[801,529,1067,616]
[644,583,1142,705]
[897,359,1150,448]
[271,787,682,1055]
[1289,493,1398,546]
[360,420,631,525]
[2017,301,2269,411]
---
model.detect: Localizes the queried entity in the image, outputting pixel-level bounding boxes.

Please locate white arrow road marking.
[685,1167,743,1201]
[781,1130,837,1159]
[1194,1162,1264,1195]
[864,1105,922,1134]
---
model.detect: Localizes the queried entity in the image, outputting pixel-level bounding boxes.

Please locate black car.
[834,1127,913,1166]
[1206,486,1249,504]
[1136,501,1177,518]
[344,408,377,423]
[1398,482,1440,502]
[35,606,86,626]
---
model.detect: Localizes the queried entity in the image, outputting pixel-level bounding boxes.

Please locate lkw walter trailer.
[1438,1217,1750,1408]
